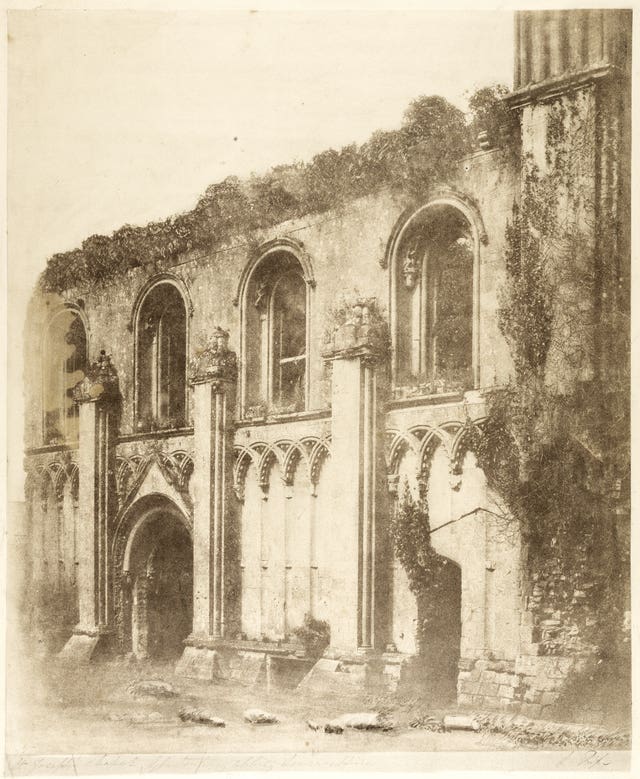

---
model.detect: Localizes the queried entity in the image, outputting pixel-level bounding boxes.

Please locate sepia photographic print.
[4,3,634,775]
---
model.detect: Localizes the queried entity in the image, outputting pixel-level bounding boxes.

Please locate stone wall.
[458,654,591,717]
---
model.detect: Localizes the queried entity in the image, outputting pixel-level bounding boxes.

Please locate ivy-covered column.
[176,328,238,679]
[59,351,119,661]
[323,299,390,653]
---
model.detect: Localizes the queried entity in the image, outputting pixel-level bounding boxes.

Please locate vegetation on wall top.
[40,86,514,294]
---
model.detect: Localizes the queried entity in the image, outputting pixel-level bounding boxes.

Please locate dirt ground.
[6,655,522,757]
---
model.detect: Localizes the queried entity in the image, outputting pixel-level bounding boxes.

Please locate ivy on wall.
[388,483,451,647]
[475,88,629,661]
[40,87,513,294]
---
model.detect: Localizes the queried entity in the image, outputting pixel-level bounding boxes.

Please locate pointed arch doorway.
[120,496,193,660]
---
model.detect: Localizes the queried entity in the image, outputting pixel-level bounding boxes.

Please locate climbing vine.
[389,482,452,650]
[40,87,513,294]
[476,88,629,660]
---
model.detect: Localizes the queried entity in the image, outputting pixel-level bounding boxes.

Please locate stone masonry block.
[541,691,559,707]
[458,657,475,672]
[461,680,480,696]
[499,684,515,699]
[458,693,474,707]
[480,682,499,698]
[524,687,541,704]
[515,655,538,676]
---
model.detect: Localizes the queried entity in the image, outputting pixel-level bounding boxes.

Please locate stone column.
[59,351,119,662]
[176,328,238,679]
[323,299,389,654]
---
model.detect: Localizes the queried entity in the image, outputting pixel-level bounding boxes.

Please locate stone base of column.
[297,650,399,695]
[175,643,225,681]
[176,637,309,686]
[58,627,115,664]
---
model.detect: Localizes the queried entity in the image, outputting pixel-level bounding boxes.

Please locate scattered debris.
[327,712,393,731]
[127,680,177,699]
[178,707,225,727]
[474,712,631,749]
[243,708,279,724]
[324,722,344,734]
[443,715,480,732]
[409,714,445,732]
[306,720,322,731]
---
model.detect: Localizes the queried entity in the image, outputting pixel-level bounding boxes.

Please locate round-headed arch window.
[393,204,475,394]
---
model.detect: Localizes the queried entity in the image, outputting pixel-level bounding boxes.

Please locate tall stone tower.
[507,9,631,391]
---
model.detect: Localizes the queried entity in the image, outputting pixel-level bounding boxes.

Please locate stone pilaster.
[323,299,390,654]
[59,351,119,662]
[177,328,238,679]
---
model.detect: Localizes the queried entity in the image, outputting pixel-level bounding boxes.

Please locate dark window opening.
[244,252,308,417]
[136,284,187,431]
[44,310,87,445]
[394,207,474,395]
[271,271,306,413]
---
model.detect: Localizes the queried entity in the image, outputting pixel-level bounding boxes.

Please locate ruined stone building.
[21,10,630,715]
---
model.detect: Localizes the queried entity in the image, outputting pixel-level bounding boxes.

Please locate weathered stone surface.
[226,651,266,686]
[175,647,222,681]
[127,680,177,699]
[328,712,393,731]
[297,658,364,694]
[499,684,515,699]
[243,708,279,724]
[57,634,100,664]
[179,707,225,727]
[443,715,480,732]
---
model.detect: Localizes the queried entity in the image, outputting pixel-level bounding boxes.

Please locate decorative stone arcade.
[176,328,239,679]
[59,351,120,662]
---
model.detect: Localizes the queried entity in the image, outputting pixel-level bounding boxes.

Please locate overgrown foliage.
[40,87,512,294]
[476,90,629,660]
[389,483,452,647]
[292,613,330,658]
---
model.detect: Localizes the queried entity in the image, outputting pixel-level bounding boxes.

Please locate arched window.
[392,204,475,395]
[242,250,309,417]
[136,283,187,431]
[43,309,87,445]
[271,271,307,411]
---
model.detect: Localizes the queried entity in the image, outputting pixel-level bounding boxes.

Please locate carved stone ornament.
[189,327,238,384]
[254,280,269,310]
[73,350,119,403]
[402,238,421,290]
[324,296,389,362]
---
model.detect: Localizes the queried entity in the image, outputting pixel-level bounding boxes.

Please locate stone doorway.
[415,558,462,703]
[124,503,193,660]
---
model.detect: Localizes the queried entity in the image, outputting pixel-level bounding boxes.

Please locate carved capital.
[323,296,389,363]
[190,327,238,385]
[73,350,119,403]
